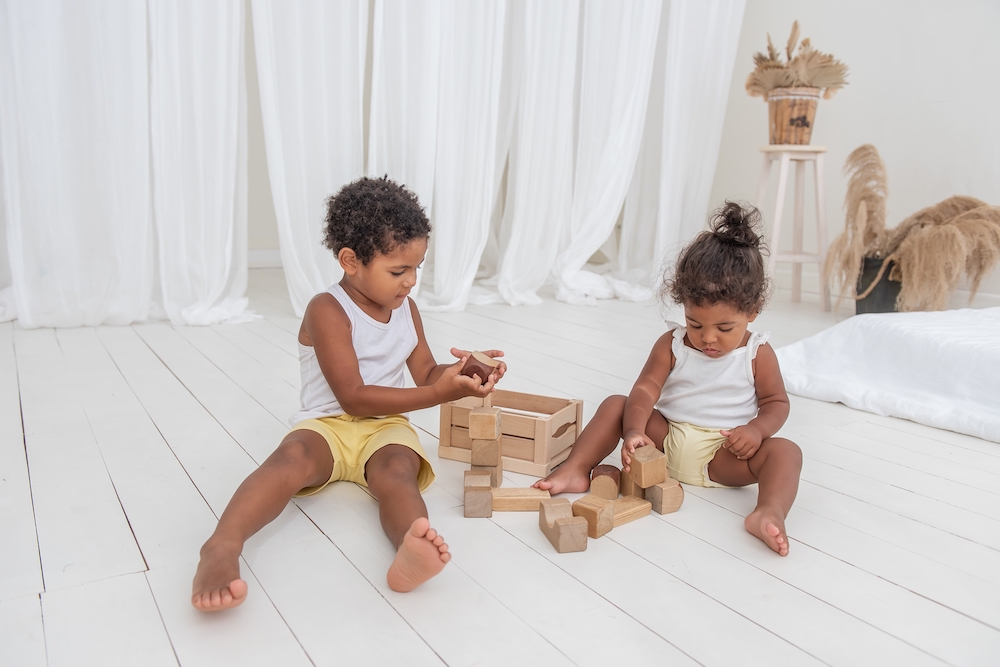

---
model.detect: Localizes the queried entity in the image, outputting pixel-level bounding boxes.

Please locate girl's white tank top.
[654,324,769,430]
[290,283,417,425]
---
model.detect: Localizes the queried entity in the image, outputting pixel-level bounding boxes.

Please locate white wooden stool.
[754,145,831,311]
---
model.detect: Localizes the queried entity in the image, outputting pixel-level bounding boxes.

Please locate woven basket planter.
[766,87,821,144]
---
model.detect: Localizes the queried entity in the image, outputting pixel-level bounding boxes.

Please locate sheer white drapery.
[250,0,366,316]
[0,0,251,327]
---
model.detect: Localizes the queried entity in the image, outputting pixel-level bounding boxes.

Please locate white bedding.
[775,308,1000,443]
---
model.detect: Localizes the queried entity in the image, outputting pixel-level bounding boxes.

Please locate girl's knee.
[762,437,802,466]
[599,394,628,412]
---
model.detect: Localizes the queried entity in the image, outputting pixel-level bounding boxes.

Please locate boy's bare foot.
[191,539,248,611]
[745,507,789,556]
[532,464,592,495]
[386,518,451,592]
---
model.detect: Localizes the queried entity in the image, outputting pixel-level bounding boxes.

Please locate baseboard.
[248,249,282,269]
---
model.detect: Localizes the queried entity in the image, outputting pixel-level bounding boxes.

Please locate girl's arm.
[302,295,497,417]
[722,342,790,459]
[621,331,675,468]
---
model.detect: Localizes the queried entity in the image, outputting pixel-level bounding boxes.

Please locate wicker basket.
[766,87,821,144]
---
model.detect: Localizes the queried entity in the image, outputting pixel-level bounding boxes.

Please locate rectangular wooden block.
[539,499,588,553]
[572,495,614,538]
[612,495,652,527]
[619,468,645,499]
[471,438,501,467]
[468,406,502,440]
[631,445,667,488]
[464,470,492,518]
[647,477,684,514]
[471,464,502,488]
[491,487,550,511]
[590,464,620,501]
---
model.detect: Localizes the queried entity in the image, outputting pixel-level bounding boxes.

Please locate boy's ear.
[338,248,360,274]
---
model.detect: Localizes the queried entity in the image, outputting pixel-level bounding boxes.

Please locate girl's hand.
[721,425,763,460]
[620,429,655,472]
[450,347,507,385]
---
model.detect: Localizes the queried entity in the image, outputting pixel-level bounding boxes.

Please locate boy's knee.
[367,445,420,482]
[272,435,331,479]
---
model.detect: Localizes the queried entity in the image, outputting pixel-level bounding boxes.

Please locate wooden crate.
[438,389,583,477]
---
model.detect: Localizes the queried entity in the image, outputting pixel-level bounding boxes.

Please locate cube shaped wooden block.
[468,406,502,440]
[463,470,492,518]
[471,438,501,467]
[630,445,666,488]
[572,494,614,538]
[472,464,502,488]
[539,499,588,553]
[647,477,684,514]
[619,468,645,499]
[590,464,620,501]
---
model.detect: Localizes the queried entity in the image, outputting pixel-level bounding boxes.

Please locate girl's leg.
[534,395,670,494]
[365,445,450,592]
[192,430,334,610]
[706,437,802,556]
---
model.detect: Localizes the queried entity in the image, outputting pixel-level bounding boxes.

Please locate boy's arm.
[406,300,507,386]
[722,342,790,459]
[621,331,675,468]
[303,295,493,417]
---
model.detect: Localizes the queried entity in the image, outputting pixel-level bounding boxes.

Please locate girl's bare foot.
[386,518,451,592]
[745,506,789,556]
[191,539,248,611]
[532,464,592,495]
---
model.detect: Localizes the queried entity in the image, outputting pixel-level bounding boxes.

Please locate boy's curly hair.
[661,201,771,315]
[323,176,431,265]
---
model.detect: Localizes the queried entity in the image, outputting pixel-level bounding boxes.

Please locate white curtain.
[250,0,366,316]
[0,0,251,327]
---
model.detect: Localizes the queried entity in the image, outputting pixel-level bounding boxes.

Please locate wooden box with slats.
[438,389,583,477]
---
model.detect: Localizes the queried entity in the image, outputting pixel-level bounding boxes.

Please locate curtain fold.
[250,0,366,316]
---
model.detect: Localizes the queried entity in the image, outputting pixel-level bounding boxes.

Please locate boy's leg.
[364,444,450,593]
[534,395,670,494]
[707,437,802,556]
[192,430,334,611]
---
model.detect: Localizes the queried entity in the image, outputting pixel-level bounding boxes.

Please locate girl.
[535,202,801,556]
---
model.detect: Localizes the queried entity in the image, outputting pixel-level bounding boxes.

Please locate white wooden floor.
[2,268,999,667]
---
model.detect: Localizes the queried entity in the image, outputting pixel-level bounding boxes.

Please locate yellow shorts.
[290,414,435,496]
[663,421,732,488]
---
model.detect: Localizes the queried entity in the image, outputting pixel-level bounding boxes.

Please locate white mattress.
[775,308,1000,443]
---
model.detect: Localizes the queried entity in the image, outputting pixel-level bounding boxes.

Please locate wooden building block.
[572,495,614,538]
[491,487,550,511]
[468,406,502,440]
[463,470,492,518]
[590,464,620,501]
[471,438,501,467]
[619,468,645,499]
[647,477,684,514]
[538,499,588,553]
[471,464,502,488]
[630,445,667,488]
[612,495,652,527]
[462,351,501,385]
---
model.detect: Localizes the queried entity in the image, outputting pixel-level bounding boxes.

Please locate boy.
[192,176,505,610]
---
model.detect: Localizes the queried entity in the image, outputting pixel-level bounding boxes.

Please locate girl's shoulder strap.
[745,330,771,381]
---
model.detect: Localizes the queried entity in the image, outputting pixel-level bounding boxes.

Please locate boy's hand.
[450,347,506,385]
[436,354,499,401]
[620,429,655,472]
[720,425,763,460]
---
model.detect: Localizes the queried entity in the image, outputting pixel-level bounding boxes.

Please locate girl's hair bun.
[712,201,763,248]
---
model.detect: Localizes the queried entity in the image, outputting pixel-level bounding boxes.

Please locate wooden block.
[590,464,620,500]
[538,499,588,553]
[572,495,614,538]
[619,468,645,499]
[612,495,652,527]
[463,470,492,518]
[647,477,684,514]
[471,437,501,466]
[468,406,502,440]
[630,445,667,488]
[461,351,501,385]
[491,487,550,511]
[471,464,502,488]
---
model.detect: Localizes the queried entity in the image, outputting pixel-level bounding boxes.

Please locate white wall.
[709,0,1000,308]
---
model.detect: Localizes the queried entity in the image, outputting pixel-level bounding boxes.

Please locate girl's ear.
[338,247,359,274]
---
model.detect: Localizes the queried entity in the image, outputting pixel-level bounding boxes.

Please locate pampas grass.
[825,145,1000,311]
[746,22,849,98]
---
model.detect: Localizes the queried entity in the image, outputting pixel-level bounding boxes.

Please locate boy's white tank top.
[654,324,769,430]
[290,283,417,425]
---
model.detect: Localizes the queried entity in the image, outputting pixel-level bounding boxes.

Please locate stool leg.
[792,161,805,303]
[814,154,831,311]
[767,153,792,277]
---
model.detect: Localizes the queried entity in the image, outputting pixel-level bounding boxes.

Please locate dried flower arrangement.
[745,21,849,99]
[824,144,1000,311]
